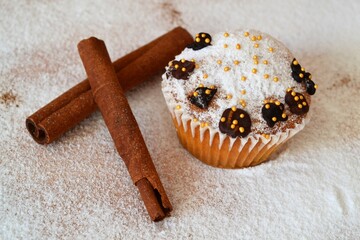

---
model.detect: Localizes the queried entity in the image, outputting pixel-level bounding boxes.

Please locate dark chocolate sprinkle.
[290,58,317,95]
[261,102,288,127]
[169,59,195,80]
[285,91,309,115]
[187,32,212,51]
[188,86,217,109]
[219,108,251,138]
[305,79,317,95]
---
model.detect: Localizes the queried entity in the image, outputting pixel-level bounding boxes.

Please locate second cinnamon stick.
[78,37,172,221]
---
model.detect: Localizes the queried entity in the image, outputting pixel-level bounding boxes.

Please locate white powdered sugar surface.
[162,30,307,140]
[1,1,360,239]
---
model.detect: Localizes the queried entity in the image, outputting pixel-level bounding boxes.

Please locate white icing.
[162,30,311,150]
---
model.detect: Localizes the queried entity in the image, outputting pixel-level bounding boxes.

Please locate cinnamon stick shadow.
[26,27,193,144]
[78,37,172,221]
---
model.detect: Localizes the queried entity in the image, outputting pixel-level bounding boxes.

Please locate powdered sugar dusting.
[162,30,308,137]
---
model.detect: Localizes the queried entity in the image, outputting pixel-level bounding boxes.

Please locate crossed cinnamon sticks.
[26,27,193,221]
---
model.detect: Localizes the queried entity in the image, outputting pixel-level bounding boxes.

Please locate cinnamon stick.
[78,37,172,221]
[26,27,193,144]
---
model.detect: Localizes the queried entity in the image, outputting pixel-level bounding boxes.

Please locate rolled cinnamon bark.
[78,37,172,221]
[26,27,193,144]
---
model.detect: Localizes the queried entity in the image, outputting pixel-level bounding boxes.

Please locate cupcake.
[161,30,317,168]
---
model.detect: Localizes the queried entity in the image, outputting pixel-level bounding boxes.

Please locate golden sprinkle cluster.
[224,32,229,37]
[217,60,222,65]
[268,47,274,52]
[252,68,257,74]
[254,43,259,48]
[234,60,240,65]
[241,76,247,81]
[244,32,250,37]
[239,99,247,107]
[263,60,268,65]
[236,44,241,50]
[241,89,246,95]
[224,66,231,72]
[273,77,279,82]
[176,105,181,110]
[263,74,269,79]
[226,94,233,99]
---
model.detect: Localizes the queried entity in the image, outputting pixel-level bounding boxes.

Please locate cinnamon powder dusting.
[0,91,18,107]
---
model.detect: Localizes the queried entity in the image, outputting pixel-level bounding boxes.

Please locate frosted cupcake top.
[161,30,317,139]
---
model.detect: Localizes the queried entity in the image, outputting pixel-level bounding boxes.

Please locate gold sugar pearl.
[272,117,277,122]
[195,37,201,42]
[263,74,269,79]
[298,104,303,109]
[309,75,312,80]
[251,36,256,41]
[241,76,247,81]
[200,122,206,128]
[301,67,305,72]
[294,96,299,101]
[241,89,246,95]
[196,34,199,37]
[265,104,270,109]
[252,68,257,74]
[209,85,215,89]
[231,124,235,129]
[287,88,293,92]
[221,117,226,122]
[193,118,198,122]
[293,60,298,65]
[203,73,208,79]
[205,38,211,43]
[224,66,231,72]
[205,122,209,127]
[232,120,238,125]
[254,43,259,48]
[231,106,237,112]
[314,84,318,89]
[240,100,247,107]
[275,101,281,106]
[240,113,245,118]
[195,64,200,69]
[239,127,245,133]
[201,33,206,37]
[257,35,262,40]
[273,77,279,82]
[269,100,274,103]
[176,105,181,110]
[181,58,185,63]
[193,92,199,97]
[254,60,259,65]
[217,60,222,65]
[282,113,287,119]
[263,100,269,104]
[226,94,232,99]
[191,58,195,62]
[299,73,304,78]
[236,44,241,49]
[263,60,268,65]
[205,89,211,95]
[181,67,186,72]
[268,47,274,52]
[224,32,229,37]
[174,64,179,69]
[253,55,258,60]
[199,83,204,87]
[299,95,304,100]
[224,44,228,48]
[302,102,307,106]
[244,32,250,37]
[291,91,296,96]
[234,60,240,65]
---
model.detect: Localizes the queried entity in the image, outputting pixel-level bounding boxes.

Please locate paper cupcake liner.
[172,112,309,169]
